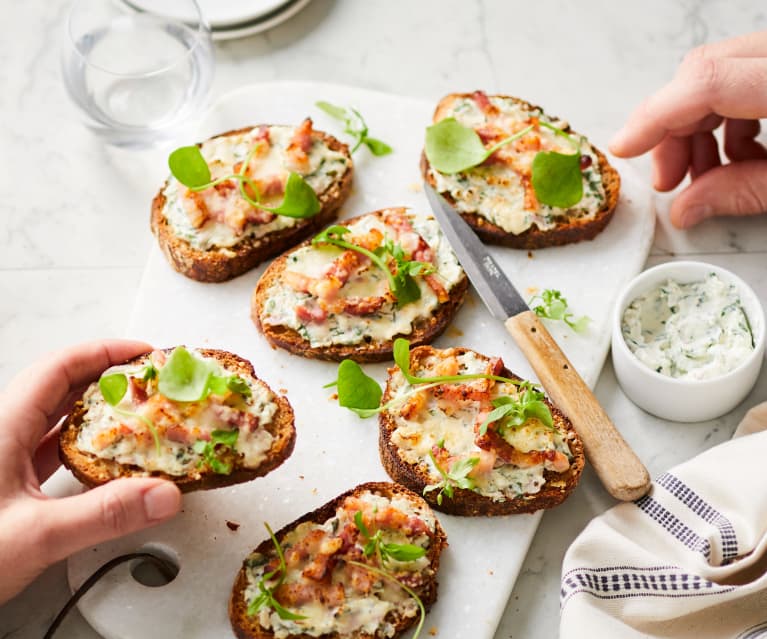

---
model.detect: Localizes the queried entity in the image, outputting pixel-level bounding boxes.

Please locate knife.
[424,185,651,501]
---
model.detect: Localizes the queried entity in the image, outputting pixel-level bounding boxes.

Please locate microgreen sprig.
[347,560,426,639]
[423,452,479,505]
[353,511,426,567]
[193,429,239,475]
[316,101,393,156]
[247,523,307,621]
[168,145,320,219]
[157,347,252,402]
[99,372,162,455]
[312,226,433,308]
[478,382,554,436]
[529,288,590,333]
[424,117,586,208]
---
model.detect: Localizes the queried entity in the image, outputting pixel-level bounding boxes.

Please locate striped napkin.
[560,403,767,639]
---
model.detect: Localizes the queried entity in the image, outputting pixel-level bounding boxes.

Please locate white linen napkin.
[560,404,767,639]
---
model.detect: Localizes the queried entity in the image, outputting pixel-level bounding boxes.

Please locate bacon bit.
[286,117,315,169]
[129,377,148,404]
[285,529,326,569]
[471,90,498,115]
[275,581,345,608]
[341,296,387,316]
[226,520,240,532]
[468,448,497,478]
[424,274,449,302]
[283,271,314,294]
[347,563,375,595]
[244,207,276,225]
[521,174,540,211]
[513,134,541,152]
[257,174,286,199]
[213,181,237,196]
[476,126,500,144]
[183,190,210,228]
[93,427,120,451]
[151,350,167,366]
[302,537,343,581]
[165,426,190,444]
[434,355,459,377]
[399,389,427,420]
[296,303,327,324]
[210,403,260,431]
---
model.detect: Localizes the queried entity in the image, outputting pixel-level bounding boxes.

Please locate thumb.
[671,159,767,228]
[35,478,181,564]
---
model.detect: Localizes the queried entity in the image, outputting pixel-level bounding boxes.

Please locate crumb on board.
[299,474,305,480]
[329,393,339,400]
[528,251,534,259]
[526,286,539,296]
[429,627,438,636]
[446,326,464,338]
[409,182,423,192]
[312,488,318,495]
[279,388,288,395]
[226,520,240,532]
[488,569,494,576]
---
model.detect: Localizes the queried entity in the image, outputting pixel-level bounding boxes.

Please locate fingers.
[724,118,767,161]
[670,159,767,228]
[611,56,767,157]
[32,479,181,565]
[33,421,63,484]
[651,135,690,191]
[695,29,767,58]
[2,340,151,451]
[689,131,721,179]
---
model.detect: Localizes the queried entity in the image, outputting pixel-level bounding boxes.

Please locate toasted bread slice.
[59,347,295,493]
[421,92,620,249]
[151,122,353,282]
[229,481,447,639]
[379,346,585,516]
[251,207,469,363]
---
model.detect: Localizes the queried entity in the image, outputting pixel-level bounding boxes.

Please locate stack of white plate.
[122,0,313,40]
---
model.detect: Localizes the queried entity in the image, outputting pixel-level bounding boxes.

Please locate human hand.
[609,30,767,228]
[0,340,182,604]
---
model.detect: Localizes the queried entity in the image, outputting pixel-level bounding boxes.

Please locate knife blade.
[424,185,650,501]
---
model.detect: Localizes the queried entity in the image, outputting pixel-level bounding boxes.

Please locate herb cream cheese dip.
[621,273,754,380]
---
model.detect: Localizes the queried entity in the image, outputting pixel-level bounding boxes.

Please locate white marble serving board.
[64,82,655,639]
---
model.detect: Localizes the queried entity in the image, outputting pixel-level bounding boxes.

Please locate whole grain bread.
[229,481,447,639]
[378,346,585,516]
[251,209,469,363]
[421,93,620,250]
[151,126,353,283]
[59,348,295,493]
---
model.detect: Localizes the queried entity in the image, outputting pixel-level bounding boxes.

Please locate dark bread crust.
[378,346,585,516]
[229,481,447,639]
[151,126,354,283]
[251,209,469,363]
[59,348,295,493]
[421,93,621,249]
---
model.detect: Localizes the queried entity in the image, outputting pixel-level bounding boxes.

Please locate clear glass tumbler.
[61,0,215,148]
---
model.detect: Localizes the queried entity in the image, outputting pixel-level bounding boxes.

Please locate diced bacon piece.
[210,403,260,432]
[284,529,326,569]
[302,536,343,581]
[347,564,375,595]
[283,271,315,294]
[424,274,449,303]
[92,427,120,451]
[274,581,345,608]
[342,296,387,316]
[476,125,501,144]
[399,389,427,420]
[286,118,315,169]
[468,448,497,478]
[392,570,428,590]
[296,303,327,324]
[129,377,148,404]
[165,426,190,444]
[182,190,210,228]
[521,174,540,211]
[257,174,286,199]
[406,516,430,536]
[471,90,498,115]
[546,451,570,473]
[434,355,459,377]
[513,133,541,152]
[151,350,167,366]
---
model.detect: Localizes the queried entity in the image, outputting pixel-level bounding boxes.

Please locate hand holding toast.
[0,340,181,605]
[610,30,767,229]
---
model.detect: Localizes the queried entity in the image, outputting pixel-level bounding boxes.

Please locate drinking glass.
[61,0,215,148]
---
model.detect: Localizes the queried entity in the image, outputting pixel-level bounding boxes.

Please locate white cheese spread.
[429,95,605,235]
[162,124,350,250]
[621,273,755,380]
[259,209,464,348]
[77,349,278,476]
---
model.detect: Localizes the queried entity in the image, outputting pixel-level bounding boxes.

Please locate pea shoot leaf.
[335,360,382,416]
[316,101,393,156]
[158,347,214,402]
[99,373,128,406]
[529,289,590,333]
[531,151,583,208]
[259,172,321,219]
[168,146,211,188]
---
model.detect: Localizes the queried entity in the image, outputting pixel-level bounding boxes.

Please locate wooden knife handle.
[505,310,651,502]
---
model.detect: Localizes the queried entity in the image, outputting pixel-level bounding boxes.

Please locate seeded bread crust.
[59,348,296,493]
[251,209,469,363]
[229,481,447,639]
[151,126,354,283]
[421,93,621,249]
[378,346,585,516]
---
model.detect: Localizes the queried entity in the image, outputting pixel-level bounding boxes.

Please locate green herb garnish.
[424,117,586,208]
[246,523,307,621]
[157,347,252,402]
[312,226,433,308]
[529,288,590,333]
[478,382,553,436]
[423,452,479,505]
[326,360,383,417]
[168,145,320,219]
[347,561,426,639]
[316,101,393,156]
[193,429,239,475]
[98,372,161,455]
[354,511,426,566]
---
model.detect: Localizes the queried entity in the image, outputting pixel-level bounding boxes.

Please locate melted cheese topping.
[389,349,573,501]
[243,490,436,638]
[77,350,277,476]
[162,125,350,250]
[428,95,605,235]
[260,210,465,348]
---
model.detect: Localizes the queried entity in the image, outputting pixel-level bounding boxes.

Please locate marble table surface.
[2,1,767,638]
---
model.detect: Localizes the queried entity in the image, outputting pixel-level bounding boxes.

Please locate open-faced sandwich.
[229,481,446,639]
[379,345,584,515]
[59,346,295,492]
[152,119,353,282]
[421,91,620,249]
[252,207,469,362]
